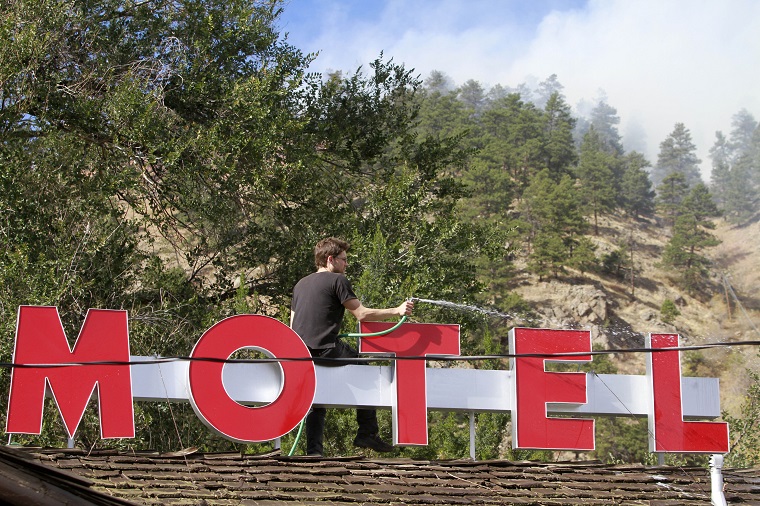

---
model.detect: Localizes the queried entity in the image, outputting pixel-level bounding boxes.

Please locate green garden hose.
[337,315,407,338]
[287,416,306,456]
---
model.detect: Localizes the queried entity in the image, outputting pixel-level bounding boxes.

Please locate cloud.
[505,0,760,170]
[284,0,760,175]
[291,0,544,74]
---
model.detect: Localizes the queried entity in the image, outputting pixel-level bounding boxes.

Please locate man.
[290,237,414,457]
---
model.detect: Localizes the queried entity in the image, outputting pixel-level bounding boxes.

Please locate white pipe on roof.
[710,454,727,506]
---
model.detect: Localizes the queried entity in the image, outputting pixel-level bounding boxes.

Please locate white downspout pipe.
[469,412,476,460]
[710,454,727,506]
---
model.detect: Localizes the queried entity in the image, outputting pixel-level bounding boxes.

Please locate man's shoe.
[354,434,394,452]
[306,452,323,458]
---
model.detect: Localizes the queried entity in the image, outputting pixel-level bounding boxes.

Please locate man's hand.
[397,299,414,316]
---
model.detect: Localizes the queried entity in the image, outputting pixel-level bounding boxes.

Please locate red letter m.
[6,306,134,438]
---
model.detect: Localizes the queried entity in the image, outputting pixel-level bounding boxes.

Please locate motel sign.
[6,306,729,453]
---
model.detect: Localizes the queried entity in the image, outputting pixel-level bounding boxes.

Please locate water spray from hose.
[410,297,515,320]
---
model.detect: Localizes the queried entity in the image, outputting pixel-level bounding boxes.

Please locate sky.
[276,0,760,176]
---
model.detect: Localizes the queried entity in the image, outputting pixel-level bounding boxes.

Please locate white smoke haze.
[279,0,760,176]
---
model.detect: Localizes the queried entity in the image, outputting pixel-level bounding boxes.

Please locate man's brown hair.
[314,237,350,268]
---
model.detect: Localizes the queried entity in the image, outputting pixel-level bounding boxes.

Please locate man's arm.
[344,299,414,322]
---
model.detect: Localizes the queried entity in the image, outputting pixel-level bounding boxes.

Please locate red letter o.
[188,315,315,442]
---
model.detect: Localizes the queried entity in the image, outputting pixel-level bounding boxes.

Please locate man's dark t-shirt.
[291,271,357,350]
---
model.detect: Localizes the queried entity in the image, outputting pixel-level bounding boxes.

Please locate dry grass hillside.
[509,214,760,417]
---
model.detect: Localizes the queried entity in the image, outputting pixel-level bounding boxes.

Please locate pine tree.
[478,93,544,195]
[570,236,598,274]
[533,74,564,110]
[457,79,487,117]
[662,184,721,293]
[620,152,655,218]
[725,110,759,223]
[423,70,456,94]
[417,85,469,139]
[651,123,703,188]
[575,127,616,234]
[528,231,566,280]
[656,172,689,228]
[724,154,756,223]
[751,127,760,206]
[709,111,759,223]
[729,109,758,154]
[682,183,721,222]
[542,91,577,180]
[590,100,624,156]
[709,131,732,209]
[520,169,556,245]
[522,171,588,278]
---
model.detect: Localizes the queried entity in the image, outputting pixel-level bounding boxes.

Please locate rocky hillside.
[510,214,760,416]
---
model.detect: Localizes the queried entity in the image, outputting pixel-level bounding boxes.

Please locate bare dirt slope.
[510,214,760,416]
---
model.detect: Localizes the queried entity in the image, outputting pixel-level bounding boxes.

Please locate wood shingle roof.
[3,445,760,505]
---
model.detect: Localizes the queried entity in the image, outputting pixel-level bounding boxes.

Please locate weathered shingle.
[3,446,760,505]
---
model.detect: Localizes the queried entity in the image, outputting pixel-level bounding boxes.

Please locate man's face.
[329,252,348,273]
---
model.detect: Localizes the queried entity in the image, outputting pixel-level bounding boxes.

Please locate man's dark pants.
[305,339,379,455]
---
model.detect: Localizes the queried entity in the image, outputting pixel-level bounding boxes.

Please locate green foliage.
[477,93,545,196]
[569,236,598,274]
[575,127,617,234]
[418,82,579,227]
[0,0,491,453]
[593,417,650,464]
[620,152,655,218]
[709,132,733,211]
[473,413,508,460]
[724,371,760,468]
[661,184,721,293]
[427,412,471,459]
[600,246,629,279]
[528,232,564,280]
[682,183,721,222]
[589,101,625,156]
[651,123,703,189]
[710,110,760,224]
[656,172,690,228]
[522,171,588,279]
[660,299,681,324]
[348,167,491,315]
[541,92,577,178]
